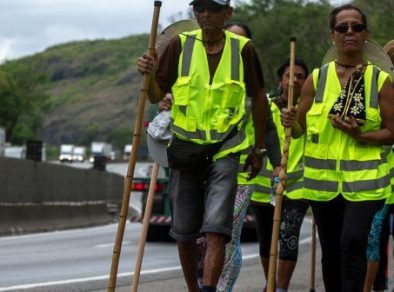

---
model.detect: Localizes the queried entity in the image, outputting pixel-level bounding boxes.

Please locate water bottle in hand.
[270,176,280,206]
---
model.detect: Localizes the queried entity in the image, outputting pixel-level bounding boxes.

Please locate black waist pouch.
[167,136,222,171]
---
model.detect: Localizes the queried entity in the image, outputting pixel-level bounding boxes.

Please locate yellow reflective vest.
[237,97,255,185]
[171,29,250,160]
[386,148,394,204]
[303,62,390,201]
[250,98,305,204]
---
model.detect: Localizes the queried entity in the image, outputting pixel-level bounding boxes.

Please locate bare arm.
[244,88,267,180]
[331,78,394,145]
[137,54,166,103]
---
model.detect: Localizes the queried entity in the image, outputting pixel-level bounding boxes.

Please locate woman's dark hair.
[329,4,367,31]
[224,22,252,39]
[276,58,309,80]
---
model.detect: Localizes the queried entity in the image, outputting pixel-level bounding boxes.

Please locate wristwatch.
[252,146,268,159]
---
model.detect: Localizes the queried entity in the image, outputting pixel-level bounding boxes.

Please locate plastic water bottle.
[270,176,280,206]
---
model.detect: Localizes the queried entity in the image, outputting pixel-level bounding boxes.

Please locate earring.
[332,41,335,46]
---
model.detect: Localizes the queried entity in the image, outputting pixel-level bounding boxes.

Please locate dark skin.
[137,2,265,180]
[137,1,266,290]
[281,8,394,145]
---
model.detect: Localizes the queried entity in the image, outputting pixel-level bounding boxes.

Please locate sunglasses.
[193,2,226,13]
[334,23,366,34]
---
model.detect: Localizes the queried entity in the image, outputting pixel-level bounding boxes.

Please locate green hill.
[16,34,156,150]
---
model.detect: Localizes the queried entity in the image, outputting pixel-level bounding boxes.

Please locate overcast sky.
[0,0,194,62]
[0,0,344,63]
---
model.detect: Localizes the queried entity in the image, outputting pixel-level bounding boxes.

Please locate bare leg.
[363,261,379,292]
[261,256,269,281]
[277,259,297,289]
[178,240,200,292]
[203,232,226,287]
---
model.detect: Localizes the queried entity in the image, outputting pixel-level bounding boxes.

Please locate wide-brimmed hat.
[189,0,230,6]
[322,39,394,80]
[384,40,394,63]
[156,19,199,57]
[146,110,171,167]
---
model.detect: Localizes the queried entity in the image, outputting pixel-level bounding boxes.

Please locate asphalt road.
[0,222,265,292]
[3,162,392,291]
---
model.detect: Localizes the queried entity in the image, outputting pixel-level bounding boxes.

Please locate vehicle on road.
[72,146,86,162]
[129,163,171,241]
[4,146,26,159]
[123,144,132,161]
[59,144,74,162]
[89,142,112,163]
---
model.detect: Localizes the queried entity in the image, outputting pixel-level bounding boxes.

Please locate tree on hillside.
[352,0,394,45]
[232,0,332,89]
[0,62,49,144]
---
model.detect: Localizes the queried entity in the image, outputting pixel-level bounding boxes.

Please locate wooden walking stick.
[266,37,296,292]
[107,1,162,291]
[131,162,160,292]
[310,216,317,292]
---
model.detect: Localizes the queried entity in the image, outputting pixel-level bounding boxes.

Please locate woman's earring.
[332,41,336,46]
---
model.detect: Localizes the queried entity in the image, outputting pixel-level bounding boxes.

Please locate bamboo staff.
[310,216,317,292]
[131,162,160,292]
[266,37,296,292]
[107,1,162,291]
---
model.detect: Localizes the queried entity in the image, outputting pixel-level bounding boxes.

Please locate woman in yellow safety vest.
[281,4,394,291]
[250,58,309,292]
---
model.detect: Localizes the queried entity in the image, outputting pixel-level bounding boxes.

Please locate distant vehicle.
[89,142,112,163]
[59,144,74,162]
[72,146,86,162]
[123,144,132,161]
[0,127,5,156]
[4,146,26,159]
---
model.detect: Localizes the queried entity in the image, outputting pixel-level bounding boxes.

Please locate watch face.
[254,147,267,157]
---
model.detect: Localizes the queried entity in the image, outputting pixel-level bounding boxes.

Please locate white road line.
[0,266,182,291]
[0,223,119,241]
[299,235,313,245]
[95,241,131,248]
[0,236,314,291]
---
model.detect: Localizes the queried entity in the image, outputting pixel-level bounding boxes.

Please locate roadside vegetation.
[0,0,392,150]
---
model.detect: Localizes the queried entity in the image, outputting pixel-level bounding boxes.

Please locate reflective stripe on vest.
[250,99,305,203]
[386,150,394,204]
[181,36,196,77]
[314,63,380,105]
[305,153,386,171]
[171,29,249,158]
[181,34,241,81]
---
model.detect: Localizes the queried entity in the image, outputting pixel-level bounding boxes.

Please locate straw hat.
[384,40,394,64]
[156,19,199,57]
[322,39,394,79]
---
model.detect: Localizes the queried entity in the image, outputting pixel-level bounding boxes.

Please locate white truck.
[72,146,86,162]
[89,142,112,163]
[59,144,74,162]
[4,146,26,159]
[123,144,132,161]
